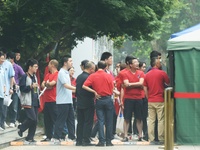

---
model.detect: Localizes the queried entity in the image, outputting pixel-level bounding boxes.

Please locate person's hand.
[32,83,38,88]
[9,89,13,95]
[94,92,101,100]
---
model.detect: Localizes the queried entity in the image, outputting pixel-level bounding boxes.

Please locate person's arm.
[63,83,76,93]
[9,77,14,94]
[144,86,148,99]
[19,75,32,93]
[82,85,100,99]
[124,78,144,88]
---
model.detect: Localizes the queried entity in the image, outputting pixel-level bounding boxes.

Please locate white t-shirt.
[56,68,72,104]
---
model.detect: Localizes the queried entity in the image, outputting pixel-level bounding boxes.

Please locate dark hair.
[0,51,4,57]
[6,52,16,59]
[150,57,157,67]
[120,63,126,71]
[150,51,161,59]
[139,61,146,68]
[128,56,137,65]
[68,66,74,71]
[12,48,20,53]
[80,59,89,69]
[97,61,107,69]
[100,52,112,61]
[25,59,38,72]
[125,56,134,65]
[84,61,95,70]
[61,55,71,66]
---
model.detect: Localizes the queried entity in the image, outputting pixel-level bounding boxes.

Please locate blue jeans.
[9,93,19,123]
[96,96,113,143]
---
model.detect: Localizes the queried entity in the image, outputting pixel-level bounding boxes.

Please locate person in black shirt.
[76,61,96,146]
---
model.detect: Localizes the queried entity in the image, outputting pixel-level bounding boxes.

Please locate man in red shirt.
[122,57,145,142]
[144,57,170,144]
[83,61,114,146]
[40,59,59,141]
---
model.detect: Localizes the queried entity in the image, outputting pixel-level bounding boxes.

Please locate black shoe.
[17,125,21,129]
[76,141,82,146]
[82,142,95,146]
[138,137,142,141]
[18,130,23,137]
[106,142,114,146]
[121,137,128,142]
[41,138,51,142]
[25,138,37,142]
[96,142,105,146]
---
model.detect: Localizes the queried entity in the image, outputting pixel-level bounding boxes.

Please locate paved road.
[2,145,200,150]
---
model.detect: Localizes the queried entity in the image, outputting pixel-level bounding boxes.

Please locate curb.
[10,141,151,146]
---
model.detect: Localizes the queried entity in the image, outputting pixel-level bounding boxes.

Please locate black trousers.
[76,107,94,143]
[19,106,38,140]
[43,102,57,139]
[53,104,75,140]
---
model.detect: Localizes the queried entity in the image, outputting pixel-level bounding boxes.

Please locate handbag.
[4,95,13,106]
[116,107,124,134]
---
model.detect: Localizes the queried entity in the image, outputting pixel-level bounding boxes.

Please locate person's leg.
[156,103,164,142]
[43,103,52,139]
[66,104,75,140]
[148,103,156,142]
[26,107,38,141]
[83,107,94,143]
[105,98,114,144]
[2,105,7,128]
[91,120,98,138]
[112,106,117,137]
[142,98,148,140]
[123,99,133,139]
[9,93,19,124]
[133,118,138,135]
[0,98,4,128]
[96,100,105,144]
[76,108,84,144]
[53,104,68,140]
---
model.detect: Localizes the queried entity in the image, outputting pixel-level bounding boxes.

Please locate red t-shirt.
[43,71,58,102]
[141,74,146,98]
[123,70,145,100]
[143,68,170,102]
[71,77,76,98]
[83,70,114,96]
[115,68,129,91]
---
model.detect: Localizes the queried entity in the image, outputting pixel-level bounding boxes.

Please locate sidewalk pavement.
[0,125,42,149]
[1,127,200,150]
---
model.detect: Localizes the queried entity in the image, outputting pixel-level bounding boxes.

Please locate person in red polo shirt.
[122,57,145,142]
[144,57,170,145]
[40,59,59,141]
[83,61,114,146]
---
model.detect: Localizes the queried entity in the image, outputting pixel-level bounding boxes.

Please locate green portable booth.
[167,24,200,144]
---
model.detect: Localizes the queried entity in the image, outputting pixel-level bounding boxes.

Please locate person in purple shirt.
[7,52,25,127]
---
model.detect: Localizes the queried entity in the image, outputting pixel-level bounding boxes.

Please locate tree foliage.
[113,0,200,66]
[0,0,173,63]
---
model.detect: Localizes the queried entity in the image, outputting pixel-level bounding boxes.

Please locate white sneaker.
[0,127,4,131]
[65,138,73,142]
[90,137,98,142]
[9,123,15,128]
[4,122,9,128]
[132,134,138,140]
[51,138,60,143]
[114,134,123,140]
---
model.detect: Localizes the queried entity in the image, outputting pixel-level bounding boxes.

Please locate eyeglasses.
[33,65,38,68]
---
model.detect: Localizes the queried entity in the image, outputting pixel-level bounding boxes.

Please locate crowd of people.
[0,49,170,146]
